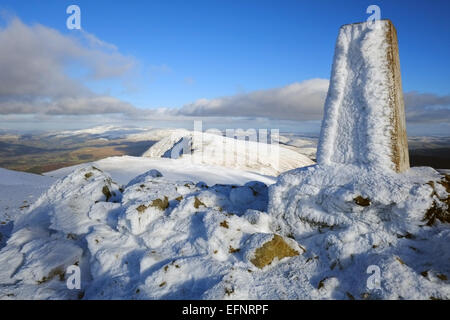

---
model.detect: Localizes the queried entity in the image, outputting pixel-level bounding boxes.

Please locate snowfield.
[0,161,448,299]
[45,155,276,187]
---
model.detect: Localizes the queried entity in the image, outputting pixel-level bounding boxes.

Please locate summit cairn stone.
[317,20,409,172]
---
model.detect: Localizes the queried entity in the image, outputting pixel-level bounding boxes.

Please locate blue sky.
[0,0,449,134]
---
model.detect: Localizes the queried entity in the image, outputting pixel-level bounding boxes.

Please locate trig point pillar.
[317,19,409,172]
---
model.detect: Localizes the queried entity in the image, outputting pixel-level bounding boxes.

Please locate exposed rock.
[150,196,169,211]
[193,197,206,209]
[102,185,112,201]
[354,196,371,207]
[250,234,299,269]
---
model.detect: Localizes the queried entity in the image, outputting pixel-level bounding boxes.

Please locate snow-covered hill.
[43,125,149,140]
[142,130,315,176]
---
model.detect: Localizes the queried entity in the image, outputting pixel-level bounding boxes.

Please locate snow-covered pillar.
[317,20,409,172]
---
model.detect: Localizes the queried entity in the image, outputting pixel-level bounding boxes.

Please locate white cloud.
[179,79,329,121]
[0,17,136,115]
[177,80,450,124]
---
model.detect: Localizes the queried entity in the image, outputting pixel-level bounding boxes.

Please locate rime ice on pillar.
[317,20,409,172]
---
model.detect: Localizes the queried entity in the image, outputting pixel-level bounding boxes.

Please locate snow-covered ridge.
[142,130,315,176]
[43,125,149,138]
[1,18,449,300]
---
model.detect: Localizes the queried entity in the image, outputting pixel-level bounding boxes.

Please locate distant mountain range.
[0,126,449,174]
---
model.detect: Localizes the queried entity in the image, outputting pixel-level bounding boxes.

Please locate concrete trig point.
[317,19,409,172]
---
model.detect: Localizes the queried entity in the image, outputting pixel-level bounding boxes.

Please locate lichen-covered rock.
[244,233,301,269]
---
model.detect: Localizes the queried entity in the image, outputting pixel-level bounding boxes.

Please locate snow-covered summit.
[0,165,302,299]
[142,130,315,176]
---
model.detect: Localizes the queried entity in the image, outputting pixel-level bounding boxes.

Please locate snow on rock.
[243,234,303,269]
[0,165,299,299]
[0,166,124,299]
[317,20,409,172]
[256,20,449,299]
[14,166,122,235]
[268,164,450,299]
[1,19,448,300]
[127,169,163,186]
[142,130,315,176]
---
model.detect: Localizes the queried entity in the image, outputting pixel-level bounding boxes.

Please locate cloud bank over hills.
[177,79,329,121]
